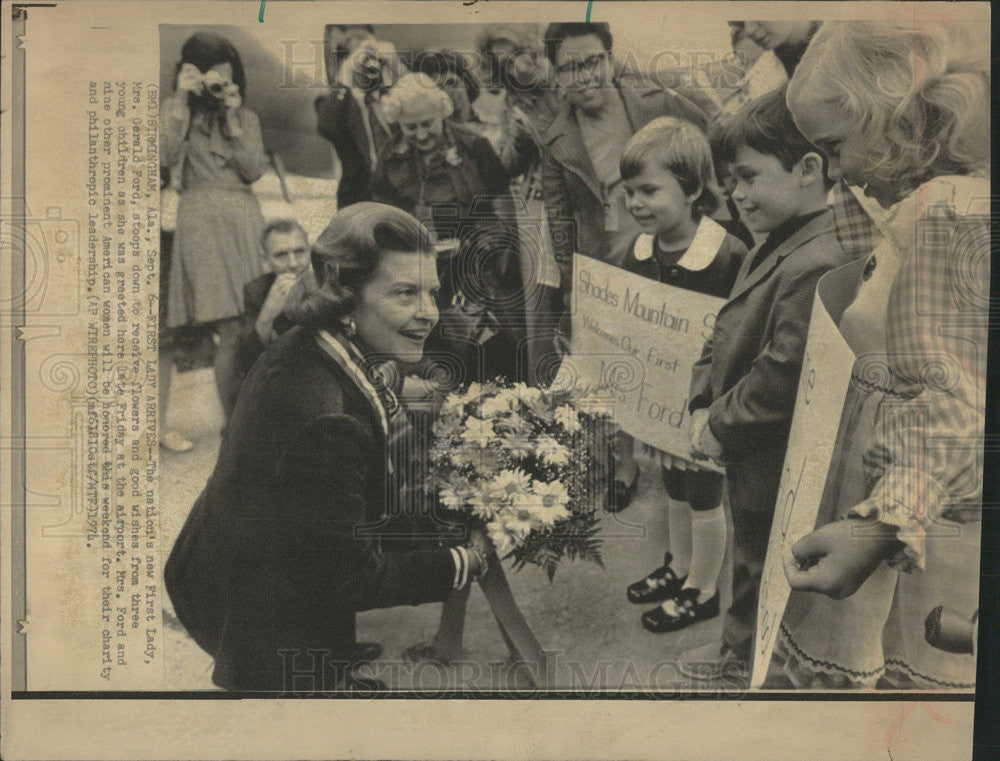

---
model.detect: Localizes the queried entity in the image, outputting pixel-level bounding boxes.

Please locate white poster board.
[751,259,866,687]
[555,253,724,470]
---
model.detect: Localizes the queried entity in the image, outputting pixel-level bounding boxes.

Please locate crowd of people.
[160,19,988,692]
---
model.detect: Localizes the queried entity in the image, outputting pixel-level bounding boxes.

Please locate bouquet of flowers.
[428,380,613,579]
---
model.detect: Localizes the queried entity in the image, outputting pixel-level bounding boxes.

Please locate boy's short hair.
[543,22,613,65]
[716,85,830,183]
[621,117,719,218]
[261,218,307,250]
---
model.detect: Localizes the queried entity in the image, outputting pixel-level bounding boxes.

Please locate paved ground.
[159,368,735,692]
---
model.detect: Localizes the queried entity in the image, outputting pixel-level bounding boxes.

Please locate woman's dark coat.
[165,327,454,691]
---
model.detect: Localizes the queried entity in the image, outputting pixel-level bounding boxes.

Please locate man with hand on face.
[235,219,312,382]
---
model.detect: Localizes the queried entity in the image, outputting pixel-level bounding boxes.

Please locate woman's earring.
[344,318,358,338]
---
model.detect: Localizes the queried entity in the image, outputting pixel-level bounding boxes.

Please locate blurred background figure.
[740,21,821,77]
[160,32,269,430]
[323,23,377,84]
[411,49,481,126]
[316,32,406,209]
[372,72,526,385]
[235,218,312,387]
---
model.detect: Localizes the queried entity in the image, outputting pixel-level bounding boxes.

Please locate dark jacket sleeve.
[236,278,269,378]
[706,261,830,454]
[315,87,347,144]
[274,413,455,613]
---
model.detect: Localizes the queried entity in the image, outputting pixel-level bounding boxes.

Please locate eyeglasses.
[554,51,609,78]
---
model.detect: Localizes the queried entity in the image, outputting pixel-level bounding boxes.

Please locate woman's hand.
[468,523,492,556]
[463,524,493,580]
[222,94,244,139]
[783,518,904,599]
[176,63,203,97]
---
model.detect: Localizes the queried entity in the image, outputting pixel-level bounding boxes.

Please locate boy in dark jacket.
[677,87,851,683]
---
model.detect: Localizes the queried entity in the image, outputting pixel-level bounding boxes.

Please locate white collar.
[633,216,728,271]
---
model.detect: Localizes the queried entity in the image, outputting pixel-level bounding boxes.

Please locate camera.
[202,69,232,99]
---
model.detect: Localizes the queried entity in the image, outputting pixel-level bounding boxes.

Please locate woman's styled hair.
[288,203,435,331]
[381,72,454,123]
[621,117,720,218]
[179,32,247,98]
[411,50,481,105]
[787,21,989,191]
[715,85,830,183]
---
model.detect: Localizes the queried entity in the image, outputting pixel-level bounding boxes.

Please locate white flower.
[532,479,571,511]
[479,394,513,419]
[469,490,502,521]
[443,382,482,413]
[487,519,517,557]
[514,490,569,527]
[460,416,492,448]
[488,468,531,500]
[439,477,471,510]
[536,436,570,467]
[520,389,553,421]
[432,416,460,440]
[554,404,582,434]
[500,430,534,460]
[498,505,536,544]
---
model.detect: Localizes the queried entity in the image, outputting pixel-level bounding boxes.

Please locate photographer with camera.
[316,35,406,210]
[161,32,269,430]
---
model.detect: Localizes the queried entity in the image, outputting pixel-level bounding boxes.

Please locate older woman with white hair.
[371,72,526,385]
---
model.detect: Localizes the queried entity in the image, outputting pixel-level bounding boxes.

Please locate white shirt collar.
[633,216,728,272]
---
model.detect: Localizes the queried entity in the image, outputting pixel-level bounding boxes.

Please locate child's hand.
[687,408,710,458]
[783,519,903,599]
[698,423,725,465]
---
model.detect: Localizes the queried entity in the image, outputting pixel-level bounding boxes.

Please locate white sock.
[685,505,726,602]
[666,499,693,578]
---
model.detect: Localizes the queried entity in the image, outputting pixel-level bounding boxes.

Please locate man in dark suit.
[235,219,310,381]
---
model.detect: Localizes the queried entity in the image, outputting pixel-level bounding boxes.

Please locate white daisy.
[460,416,491,448]
[500,430,534,460]
[439,477,471,510]
[532,479,571,512]
[536,436,570,467]
[554,404,582,434]
[469,491,502,521]
[487,519,517,557]
[488,469,531,500]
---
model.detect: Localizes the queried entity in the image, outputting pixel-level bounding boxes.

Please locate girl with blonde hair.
[774,20,988,690]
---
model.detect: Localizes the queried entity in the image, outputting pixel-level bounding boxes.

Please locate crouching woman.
[165,203,489,691]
